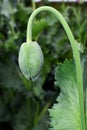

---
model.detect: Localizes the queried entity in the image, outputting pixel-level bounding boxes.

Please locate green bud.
[18,41,44,81]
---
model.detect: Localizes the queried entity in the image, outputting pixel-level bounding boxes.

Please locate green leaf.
[86,88,87,129]
[13,101,34,130]
[33,114,49,130]
[49,60,82,130]
[0,59,21,89]
[81,55,87,129]
[32,19,48,40]
[1,0,15,18]
[15,3,32,24]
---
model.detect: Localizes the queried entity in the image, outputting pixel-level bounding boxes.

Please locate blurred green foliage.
[0,0,87,130]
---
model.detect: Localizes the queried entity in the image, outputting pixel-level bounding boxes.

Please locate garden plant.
[18,6,87,130]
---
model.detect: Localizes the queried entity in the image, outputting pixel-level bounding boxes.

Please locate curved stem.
[26,6,85,130]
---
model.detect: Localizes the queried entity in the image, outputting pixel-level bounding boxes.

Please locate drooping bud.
[18,41,44,81]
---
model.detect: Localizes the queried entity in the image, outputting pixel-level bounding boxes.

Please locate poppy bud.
[18,41,44,81]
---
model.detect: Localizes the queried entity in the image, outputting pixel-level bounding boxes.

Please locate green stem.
[26,6,86,130]
[31,0,36,11]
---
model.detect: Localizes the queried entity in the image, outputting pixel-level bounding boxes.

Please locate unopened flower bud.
[18,41,44,81]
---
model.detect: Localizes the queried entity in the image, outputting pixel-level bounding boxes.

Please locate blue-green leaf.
[85,83,87,129]
[81,55,87,129]
[49,60,82,130]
